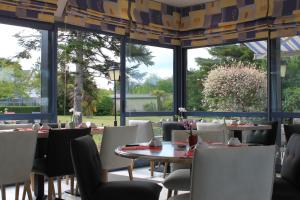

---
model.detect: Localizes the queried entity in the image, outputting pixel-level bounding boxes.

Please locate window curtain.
[0,0,57,23]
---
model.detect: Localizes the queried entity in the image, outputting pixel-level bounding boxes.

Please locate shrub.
[203,62,267,112]
[0,106,40,113]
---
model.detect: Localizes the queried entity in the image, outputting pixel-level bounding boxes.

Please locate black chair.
[283,124,300,143]
[272,134,300,200]
[33,128,91,199]
[162,122,185,141]
[70,135,162,200]
[246,121,278,145]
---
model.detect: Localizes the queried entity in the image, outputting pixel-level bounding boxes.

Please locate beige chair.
[196,122,227,143]
[128,120,159,177]
[163,130,195,198]
[0,131,37,200]
[128,120,154,143]
[170,145,276,200]
[99,126,138,181]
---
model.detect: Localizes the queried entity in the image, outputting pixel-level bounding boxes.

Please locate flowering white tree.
[203,62,267,112]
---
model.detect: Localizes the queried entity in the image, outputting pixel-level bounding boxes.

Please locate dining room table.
[115,141,248,168]
[226,124,272,142]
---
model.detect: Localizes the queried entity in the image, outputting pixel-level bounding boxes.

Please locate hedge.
[0,106,40,113]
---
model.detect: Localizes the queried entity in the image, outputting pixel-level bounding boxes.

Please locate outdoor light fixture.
[280,64,287,78]
[108,63,120,127]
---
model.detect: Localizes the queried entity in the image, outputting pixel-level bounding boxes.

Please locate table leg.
[33,174,45,200]
[233,130,243,143]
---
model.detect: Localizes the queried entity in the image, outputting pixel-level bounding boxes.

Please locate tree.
[203,62,267,112]
[15,30,154,121]
[187,44,267,111]
[0,58,30,98]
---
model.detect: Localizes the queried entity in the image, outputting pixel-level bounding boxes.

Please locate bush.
[203,62,267,112]
[0,106,40,113]
[96,96,113,116]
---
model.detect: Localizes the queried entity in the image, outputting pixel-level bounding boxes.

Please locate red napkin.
[185,149,195,157]
[121,146,150,151]
[174,141,188,145]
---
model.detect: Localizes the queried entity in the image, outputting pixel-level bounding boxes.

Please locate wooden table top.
[115,141,236,164]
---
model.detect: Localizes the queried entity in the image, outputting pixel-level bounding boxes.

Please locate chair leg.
[131,159,135,170]
[75,182,79,195]
[163,162,169,178]
[24,181,33,200]
[70,175,75,195]
[57,177,62,199]
[15,183,20,200]
[100,169,108,182]
[150,160,155,177]
[65,175,69,185]
[128,165,133,181]
[167,189,172,199]
[174,190,178,195]
[48,178,53,200]
[1,185,6,200]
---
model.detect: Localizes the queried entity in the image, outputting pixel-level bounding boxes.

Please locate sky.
[0,24,211,90]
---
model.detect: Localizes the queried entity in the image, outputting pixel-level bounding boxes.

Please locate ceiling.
[154,0,214,7]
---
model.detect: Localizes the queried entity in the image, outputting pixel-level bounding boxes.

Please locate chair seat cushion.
[272,177,300,200]
[92,180,162,200]
[168,193,190,200]
[163,169,191,191]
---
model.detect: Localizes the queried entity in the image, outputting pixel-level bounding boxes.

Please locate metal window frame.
[0,16,57,122]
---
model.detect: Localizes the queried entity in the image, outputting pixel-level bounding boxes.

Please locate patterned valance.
[0,0,57,23]
[1,0,300,47]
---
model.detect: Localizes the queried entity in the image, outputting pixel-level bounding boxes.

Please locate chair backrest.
[246,121,278,145]
[283,124,300,143]
[162,122,185,141]
[190,145,276,200]
[71,135,103,200]
[100,126,138,170]
[0,131,37,185]
[0,123,33,130]
[281,134,300,188]
[171,130,198,142]
[46,128,91,177]
[128,120,154,143]
[196,122,226,143]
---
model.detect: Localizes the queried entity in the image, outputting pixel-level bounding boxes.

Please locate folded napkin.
[185,149,194,157]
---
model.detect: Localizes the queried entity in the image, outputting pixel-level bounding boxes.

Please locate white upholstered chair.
[128,120,154,143]
[169,145,276,200]
[99,126,138,181]
[196,122,227,143]
[0,131,37,200]
[128,120,162,177]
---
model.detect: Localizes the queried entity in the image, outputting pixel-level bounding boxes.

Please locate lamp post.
[108,63,120,127]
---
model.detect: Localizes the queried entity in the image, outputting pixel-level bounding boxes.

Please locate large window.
[125,44,174,113]
[187,42,267,113]
[56,28,121,127]
[281,36,300,113]
[0,24,42,115]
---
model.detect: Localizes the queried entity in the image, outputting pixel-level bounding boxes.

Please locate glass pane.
[281,36,300,113]
[126,44,174,112]
[57,28,120,126]
[0,24,42,115]
[187,42,267,112]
